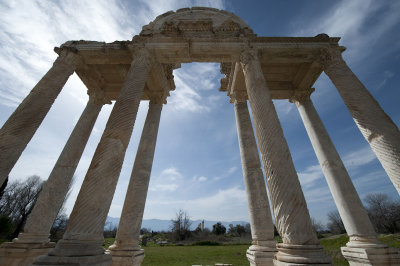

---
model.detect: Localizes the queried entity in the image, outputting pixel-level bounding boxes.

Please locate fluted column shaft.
[17,98,103,244]
[294,95,378,242]
[240,53,318,245]
[323,49,400,195]
[234,100,274,243]
[48,49,152,257]
[0,51,80,186]
[110,102,162,252]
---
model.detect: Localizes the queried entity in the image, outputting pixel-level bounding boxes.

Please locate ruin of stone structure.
[0,7,400,266]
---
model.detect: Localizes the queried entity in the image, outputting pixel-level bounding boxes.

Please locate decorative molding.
[317,48,344,70]
[87,89,112,105]
[289,88,315,103]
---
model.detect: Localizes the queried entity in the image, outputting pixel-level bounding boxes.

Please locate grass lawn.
[103,234,400,266]
[142,245,249,266]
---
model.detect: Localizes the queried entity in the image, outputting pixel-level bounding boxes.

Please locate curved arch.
[140,7,255,37]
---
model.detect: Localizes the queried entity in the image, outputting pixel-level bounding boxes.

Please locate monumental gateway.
[0,7,399,266]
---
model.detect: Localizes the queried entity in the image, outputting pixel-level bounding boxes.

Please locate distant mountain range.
[105,216,248,232]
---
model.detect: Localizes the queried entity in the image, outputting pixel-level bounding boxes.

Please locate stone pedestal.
[111,249,145,266]
[274,244,330,265]
[0,241,55,266]
[341,237,400,266]
[246,241,277,266]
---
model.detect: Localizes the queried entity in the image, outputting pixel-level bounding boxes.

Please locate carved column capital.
[54,47,83,68]
[240,49,259,67]
[317,48,344,70]
[289,88,315,104]
[130,48,153,69]
[148,91,167,105]
[229,90,248,103]
[87,89,112,105]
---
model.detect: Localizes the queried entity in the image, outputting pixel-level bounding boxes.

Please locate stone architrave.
[32,49,153,266]
[0,94,105,266]
[233,97,276,266]
[292,90,400,265]
[108,100,163,266]
[0,50,80,186]
[239,52,331,265]
[321,48,400,195]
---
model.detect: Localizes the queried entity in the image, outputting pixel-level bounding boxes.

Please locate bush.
[193,240,220,246]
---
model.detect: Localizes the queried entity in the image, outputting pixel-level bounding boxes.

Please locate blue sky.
[0,0,399,226]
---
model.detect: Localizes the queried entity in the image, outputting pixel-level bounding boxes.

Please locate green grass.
[379,234,400,249]
[142,245,249,266]
[103,234,400,266]
[319,234,349,266]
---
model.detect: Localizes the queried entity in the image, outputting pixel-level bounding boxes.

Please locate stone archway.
[0,7,400,266]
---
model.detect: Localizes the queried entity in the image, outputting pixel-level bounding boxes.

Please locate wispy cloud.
[342,145,377,171]
[146,186,248,220]
[149,166,184,192]
[294,0,400,64]
[168,63,223,113]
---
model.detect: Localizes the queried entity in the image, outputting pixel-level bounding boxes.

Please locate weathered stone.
[0,97,103,266]
[109,102,163,265]
[240,50,331,265]
[234,99,276,265]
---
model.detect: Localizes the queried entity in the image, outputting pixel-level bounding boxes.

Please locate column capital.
[289,88,315,104]
[229,90,248,103]
[87,89,112,105]
[240,48,259,67]
[147,91,167,105]
[130,48,154,69]
[54,47,83,68]
[317,47,345,70]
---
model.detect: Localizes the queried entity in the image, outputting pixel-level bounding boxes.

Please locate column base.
[0,241,55,266]
[246,241,277,266]
[31,238,110,265]
[341,241,400,265]
[109,248,145,266]
[274,243,332,265]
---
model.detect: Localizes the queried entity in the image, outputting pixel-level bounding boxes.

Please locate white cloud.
[342,145,377,171]
[298,164,324,188]
[193,175,208,182]
[295,0,400,64]
[149,166,183,192]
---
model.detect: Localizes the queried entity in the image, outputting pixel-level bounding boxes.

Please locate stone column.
[233,95,276,266]
[321,48,400,195]
[33,49,153,266]
[239,51,331,265]
[0,93,105,266]
[109,99,163,266]
[0,50,80,186]
[292,90,400,265]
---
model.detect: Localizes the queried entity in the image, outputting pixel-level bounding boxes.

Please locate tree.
[364,193,400,233]
[327,210,346,234]
[311,217,323,234]
[170,209,192,240]
[0,175,44,238]
[212,222,226,235]
[228,224,247,236]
